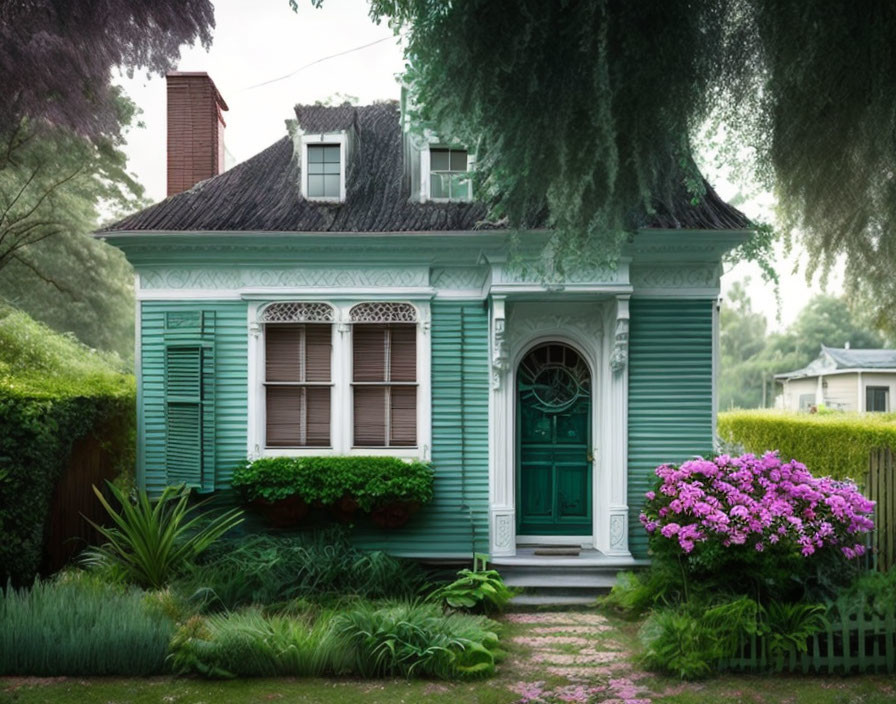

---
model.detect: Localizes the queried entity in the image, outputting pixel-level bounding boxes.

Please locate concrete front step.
[500,565,620,589]
[511,591,598,606]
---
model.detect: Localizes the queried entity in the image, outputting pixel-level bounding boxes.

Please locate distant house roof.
[100,101,752,234]
[775,346,896,380]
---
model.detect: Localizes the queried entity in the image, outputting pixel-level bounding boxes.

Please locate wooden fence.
[867,448,895,572]
[41,428,122,572]
[721,597,896,675]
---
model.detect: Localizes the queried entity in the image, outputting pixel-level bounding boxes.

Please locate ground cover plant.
[432,553,515,613]
[0,572,173,676]
[175,529,427,611]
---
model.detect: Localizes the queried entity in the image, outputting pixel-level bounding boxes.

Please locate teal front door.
[517,343,592,536]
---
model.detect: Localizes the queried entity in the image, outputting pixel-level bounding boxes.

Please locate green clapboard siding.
[140,300,248,497]
[354,300,490,557]
[628,298,714,558]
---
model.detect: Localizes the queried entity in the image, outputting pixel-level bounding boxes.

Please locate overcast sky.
[114,0,842,330]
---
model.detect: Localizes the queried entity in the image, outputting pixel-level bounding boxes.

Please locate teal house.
[101,73,751,576]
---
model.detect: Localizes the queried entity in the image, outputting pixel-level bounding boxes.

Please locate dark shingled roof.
[102,101,751,233]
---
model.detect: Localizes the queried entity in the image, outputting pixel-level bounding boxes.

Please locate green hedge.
[717,410,896,481]
[0,306,135,585]
[231,456,435,510]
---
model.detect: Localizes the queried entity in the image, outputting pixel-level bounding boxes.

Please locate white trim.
[246,299,431,461]
[134,275,145,488]
[300,132,347,203]
[712,297,720,444]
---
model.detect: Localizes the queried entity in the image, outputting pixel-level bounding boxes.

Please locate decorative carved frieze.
[610,318,629,373]
[430,267,489,290]
[139,267,430,290]
[630,263,721,290]
[609,513,627,550]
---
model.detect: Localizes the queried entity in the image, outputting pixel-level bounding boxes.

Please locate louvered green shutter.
[164,311,215,492]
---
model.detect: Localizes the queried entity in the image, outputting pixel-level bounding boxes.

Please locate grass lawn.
[3,608,894,704]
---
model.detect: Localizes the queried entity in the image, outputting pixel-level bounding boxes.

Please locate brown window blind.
[352,323,416,447]
[265,324,331,447]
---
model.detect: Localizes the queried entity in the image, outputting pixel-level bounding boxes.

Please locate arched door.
[517,343,592,536]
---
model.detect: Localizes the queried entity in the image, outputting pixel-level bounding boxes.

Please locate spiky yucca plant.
[83,482,243,589]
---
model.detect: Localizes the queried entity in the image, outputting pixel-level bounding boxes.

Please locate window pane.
[304,324,332,382]
[430,148,450,171]
[266,386,302,446]
[354,386,386,446]
[322,161,340,175]
[305,386,331,446]
[450,174,470,200]
[307,145,325,163]
[265,326,302,382]
[389,325,416,382]
[308,162,325,175]
[353,325,387,381]
[449,149,468,171]
[390,386,416,446]
[308,174,325,197]
[323,174,340,197]
[430,173,446,199]
[323,145,341,162]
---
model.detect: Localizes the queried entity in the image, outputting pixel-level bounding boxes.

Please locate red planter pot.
[328,495,360,523]
[251,495,309,528]
[370,500,421,529]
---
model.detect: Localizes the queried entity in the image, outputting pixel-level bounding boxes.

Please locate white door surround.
[488,297,631,557]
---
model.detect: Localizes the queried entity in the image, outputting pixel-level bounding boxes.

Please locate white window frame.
[247,299,431,461]
[421,144,474,203]
[300,132,347,203]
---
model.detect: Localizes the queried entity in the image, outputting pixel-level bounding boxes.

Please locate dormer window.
[307,145,341,198]
[424,146,473,202]
[300,133,348,202]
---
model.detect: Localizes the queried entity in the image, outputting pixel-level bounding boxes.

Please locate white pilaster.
[600,294,631,556]
[488,295,515,556]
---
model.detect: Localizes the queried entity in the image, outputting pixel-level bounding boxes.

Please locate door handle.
[587,448,594,462]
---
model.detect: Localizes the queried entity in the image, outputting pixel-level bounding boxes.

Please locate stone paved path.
[503,610,654,704]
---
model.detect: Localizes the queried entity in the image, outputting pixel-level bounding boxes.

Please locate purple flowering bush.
[638,451,875,600]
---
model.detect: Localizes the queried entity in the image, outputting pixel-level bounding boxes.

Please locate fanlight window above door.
[518,344,590,413]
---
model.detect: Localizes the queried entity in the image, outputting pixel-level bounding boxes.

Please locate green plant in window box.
[230,457,310,527]
[431,554,515,613]
[231,456,435,528]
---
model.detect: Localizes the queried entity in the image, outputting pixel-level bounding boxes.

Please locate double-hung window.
[262,303,334,447]
[866,386,889,412]
[257,301,423,454]
[351,303,418,447]
[429,147,471,201]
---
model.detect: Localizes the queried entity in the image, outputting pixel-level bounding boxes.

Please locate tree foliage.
[719,281,886,410]
[360,1,896,317]
[0,1,217,358]
[0,0,213,142]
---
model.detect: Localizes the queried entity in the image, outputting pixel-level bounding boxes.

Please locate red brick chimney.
[166,72,228,196]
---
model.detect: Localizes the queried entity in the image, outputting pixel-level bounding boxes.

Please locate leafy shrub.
[169,608,350,678]
[0,572,173,675]
[333,601,501,679]
[231,456,435,511]
[639,452,874,601]
[718,410,896,481]
[175,529,426,611]
[82,482,243,589]
[0,305,134,586]
[431,554,514,613]
[599,566,688,617]
[639,596,826,679]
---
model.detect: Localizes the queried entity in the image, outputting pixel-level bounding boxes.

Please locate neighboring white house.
[775,346,896,412]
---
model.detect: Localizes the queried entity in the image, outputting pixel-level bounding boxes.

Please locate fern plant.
[763,602,827,662]
[82,482,243,589]
[431,554,514,613]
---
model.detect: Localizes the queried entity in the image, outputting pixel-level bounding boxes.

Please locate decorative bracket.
[610,295,630,373]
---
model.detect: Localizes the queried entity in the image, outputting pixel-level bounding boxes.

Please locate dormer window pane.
[307,144,341,198]
[429,147,471,202]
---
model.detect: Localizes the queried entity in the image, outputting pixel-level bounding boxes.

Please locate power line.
[240,35,397,92]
